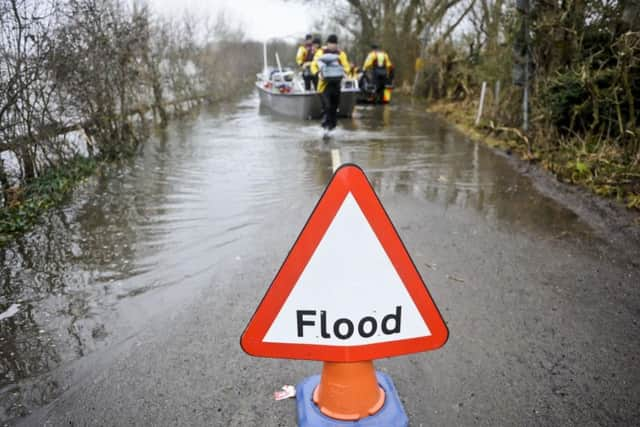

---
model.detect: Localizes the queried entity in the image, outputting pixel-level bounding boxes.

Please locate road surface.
[1,96,638,426]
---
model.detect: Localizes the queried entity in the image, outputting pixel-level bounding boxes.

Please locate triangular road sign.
[241,164,448,362]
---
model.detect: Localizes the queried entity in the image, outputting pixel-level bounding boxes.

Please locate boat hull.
[256,83,358,120]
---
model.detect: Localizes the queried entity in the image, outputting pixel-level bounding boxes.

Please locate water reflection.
[336,103,588,237]
[1,94,594,422]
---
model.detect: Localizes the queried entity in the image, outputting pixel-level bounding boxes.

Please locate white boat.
[256,46,359,120]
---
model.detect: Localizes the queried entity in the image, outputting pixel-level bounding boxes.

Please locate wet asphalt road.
[2,95,639,426]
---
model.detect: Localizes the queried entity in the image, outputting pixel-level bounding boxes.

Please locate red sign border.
[241,164,448,361]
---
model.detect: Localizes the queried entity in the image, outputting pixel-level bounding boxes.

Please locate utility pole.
[516,0,531,132]
[522,0,529,132]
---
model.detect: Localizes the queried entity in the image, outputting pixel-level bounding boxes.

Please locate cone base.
[296,371,409,427]
[312,361,385,420]
[312,384,385,420]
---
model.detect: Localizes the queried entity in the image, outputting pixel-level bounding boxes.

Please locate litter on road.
[273,385,296,401]
[0,304,20,322]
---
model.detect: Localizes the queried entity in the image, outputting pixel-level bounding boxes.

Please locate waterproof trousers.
[303,73,318,91]
[320,80,341,130]
[372,68,388,102]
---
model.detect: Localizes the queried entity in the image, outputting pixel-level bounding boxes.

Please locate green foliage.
[574,160,590,175]
[537,135,639,209]
[628,194,640,209]
[538,42,639,139]
[421,0,640,211]
[542,71,588,131]
[0,158,97,245]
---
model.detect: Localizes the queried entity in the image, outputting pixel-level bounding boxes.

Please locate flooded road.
[1,95,639,425]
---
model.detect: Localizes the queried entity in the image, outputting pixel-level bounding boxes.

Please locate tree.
[1,0,61,181]
[303,0,474,84]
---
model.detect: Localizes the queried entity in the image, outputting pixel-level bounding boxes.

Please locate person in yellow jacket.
[311,34,351,131]
[362,44,393,102]
[296,34,316,91]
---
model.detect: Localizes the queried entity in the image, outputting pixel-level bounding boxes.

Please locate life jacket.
[317,48,344,82]
[304,43,315,62]
[373,50,387,69]
[371,50,388,79]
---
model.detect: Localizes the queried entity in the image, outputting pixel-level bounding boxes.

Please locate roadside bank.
[0,103,193,247]
[427,100,640,248]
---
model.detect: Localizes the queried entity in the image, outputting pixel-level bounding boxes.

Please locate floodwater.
[0,94,635,424]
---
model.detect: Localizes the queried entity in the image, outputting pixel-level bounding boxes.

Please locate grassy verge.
[0,157,98,245]
[427,100,640,213]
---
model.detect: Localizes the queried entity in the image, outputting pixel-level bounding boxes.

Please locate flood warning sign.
[241,165,448,362]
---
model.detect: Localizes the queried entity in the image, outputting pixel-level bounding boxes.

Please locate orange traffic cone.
[312,361,385,421]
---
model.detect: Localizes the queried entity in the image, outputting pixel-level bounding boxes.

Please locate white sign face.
[263,193,432,346]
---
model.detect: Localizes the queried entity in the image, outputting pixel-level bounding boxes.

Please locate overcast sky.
[145,0,314,41]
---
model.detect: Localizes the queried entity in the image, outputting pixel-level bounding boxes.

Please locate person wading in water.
[296,34,317,91]
[362,43,393,103]
[311,34,351,136]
